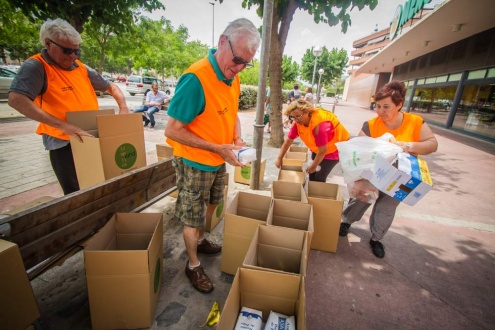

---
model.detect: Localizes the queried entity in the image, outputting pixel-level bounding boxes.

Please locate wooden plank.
[0,158,176,273]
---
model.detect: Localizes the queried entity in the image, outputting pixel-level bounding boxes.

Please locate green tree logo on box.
[240,165,252,179]
[115,143,137,169]
[215,201,224,217]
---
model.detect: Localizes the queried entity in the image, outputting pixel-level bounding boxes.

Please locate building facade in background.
[345,0,495,142]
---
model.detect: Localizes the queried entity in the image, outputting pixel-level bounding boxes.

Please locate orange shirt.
[169,58,239,166]
[32,53,98,140]
[295,110,350,154]
[368,112,423,142]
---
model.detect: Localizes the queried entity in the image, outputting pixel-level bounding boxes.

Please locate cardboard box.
[0,240,40,330]
[284,151,308,163]
[206,173,229,232]
[361,153,433,206]
[268,199,314,233]
[83,213,163,330]
[67,110,146,189]
[306,181,344,252]
[277,161,306,184]
[271,180,308,203]
[221,192,271,275]
[243,225,308,276]
[156,143,173,161]
[289,145,309,154]
[217,268,305,330]
[234,158,266,185]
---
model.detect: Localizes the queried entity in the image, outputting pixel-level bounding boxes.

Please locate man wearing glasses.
[8,18,129,195]
[165,18,260,293]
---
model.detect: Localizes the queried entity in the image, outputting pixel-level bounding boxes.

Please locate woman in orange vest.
[275,99,350,182]
[339,81,438,258]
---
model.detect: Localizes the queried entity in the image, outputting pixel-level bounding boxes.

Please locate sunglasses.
[289,113,305,120]
[227,39,253,68]
[49,39,81,56]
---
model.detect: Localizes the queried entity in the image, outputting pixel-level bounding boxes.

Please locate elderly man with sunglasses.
[8,18,129,195]
[165,18,260,293]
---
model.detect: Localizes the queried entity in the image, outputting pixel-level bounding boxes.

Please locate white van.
[125,75,171,96]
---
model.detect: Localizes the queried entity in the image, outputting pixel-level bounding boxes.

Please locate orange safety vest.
[32,54,98,140]
[295,110,350,154]
[169,58,239,166]
[368,112,423,143]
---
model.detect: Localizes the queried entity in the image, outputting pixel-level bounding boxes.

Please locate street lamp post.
[209,2,215,48]
[317,68,324,104]
[311,46,322,88]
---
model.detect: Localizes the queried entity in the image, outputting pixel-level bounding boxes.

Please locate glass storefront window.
[425,77,436,84]
[408,86,457,126]
[487,68,495,78]
[452,84,495,139]
[448,73,462,82]
[436,75,448,83]
[467,69,486,80]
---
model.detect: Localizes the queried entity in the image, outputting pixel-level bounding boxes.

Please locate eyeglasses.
[289,113,305,120]
[227,39,253,68]
[49,39,81,56]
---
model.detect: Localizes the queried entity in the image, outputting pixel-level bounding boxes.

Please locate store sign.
[390,0,432,40]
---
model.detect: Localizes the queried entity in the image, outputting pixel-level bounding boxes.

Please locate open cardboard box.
[217,267,306,330]
[277,162,306,184]
[83,213,163,330]
[67,110,146,189]
[289,145,309,154]
[271,180,308,203]
[221,191,271,275]
[361,153,433,206]
[0,240,40,330]
[284,151,308,164]
[243,225,309,276]
[306,181,344,252]
[234,159,266,185]
[156,143,174,161]
[268,199,314,233]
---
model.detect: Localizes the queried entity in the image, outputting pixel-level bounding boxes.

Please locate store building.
[347,0,495,142]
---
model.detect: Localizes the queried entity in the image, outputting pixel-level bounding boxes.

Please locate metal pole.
[209,2,215,48]
[311,56,318,87]
[250,0,273,190]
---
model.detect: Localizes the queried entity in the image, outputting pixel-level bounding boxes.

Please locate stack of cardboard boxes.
[218,145,345,329]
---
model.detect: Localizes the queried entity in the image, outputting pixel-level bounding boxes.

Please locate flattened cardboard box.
[221,191,271,275]
[83,213,163,330]
[271,180,308,203]
[361,153,433,206]
[0,240,40,330]
[217,268,306,330]
[306,181,344,252]
[234,158,266,185]
[67,110,146,189]
[243,225,309,276]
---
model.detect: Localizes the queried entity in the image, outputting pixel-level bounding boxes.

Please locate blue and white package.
[264,311,295,330]
[237,147,257,165]
[235,307,263,330]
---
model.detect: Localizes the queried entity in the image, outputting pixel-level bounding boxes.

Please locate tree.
[0,0,41,63]
[7,0,164,33]
[223,0,378,147]
[300,46,348,87]
[281,55,299,86]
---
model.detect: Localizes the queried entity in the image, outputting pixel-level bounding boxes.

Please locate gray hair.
[222,18,261,53]
[40,18,82,48]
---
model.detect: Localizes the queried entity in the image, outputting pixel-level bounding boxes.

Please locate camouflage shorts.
[172,157,226,228]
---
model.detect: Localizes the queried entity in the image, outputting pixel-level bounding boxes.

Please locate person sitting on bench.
[133,82,171,128]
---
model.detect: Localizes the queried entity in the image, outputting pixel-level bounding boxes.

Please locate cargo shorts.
[172,157,226,228]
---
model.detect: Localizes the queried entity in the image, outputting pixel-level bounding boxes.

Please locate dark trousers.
[308,152,339,182]
[49,144,80,195]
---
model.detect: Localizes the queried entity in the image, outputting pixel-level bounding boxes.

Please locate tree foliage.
[6,0,164,33]
[300,46,348,88]
[220,0,378,147]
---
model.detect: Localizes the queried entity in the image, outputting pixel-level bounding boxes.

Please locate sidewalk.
[1,98,494,329]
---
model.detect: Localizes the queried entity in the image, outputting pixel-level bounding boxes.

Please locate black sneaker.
[150,123,155,128]
[370,239,385,258]
[144,119,150,127]
[339,222,351,237]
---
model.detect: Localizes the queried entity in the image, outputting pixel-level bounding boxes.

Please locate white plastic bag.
[236,147,257,165]
[336,133,403,183]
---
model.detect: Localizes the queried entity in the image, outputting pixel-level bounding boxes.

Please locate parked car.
[125,75,171,96]
[102,74,115,82]
[116,76,127,82]
[0,67,16,98]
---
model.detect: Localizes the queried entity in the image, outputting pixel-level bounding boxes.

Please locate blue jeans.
[133,105,160,125]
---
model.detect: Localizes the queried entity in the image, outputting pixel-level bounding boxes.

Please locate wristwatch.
[405,142,411,151]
